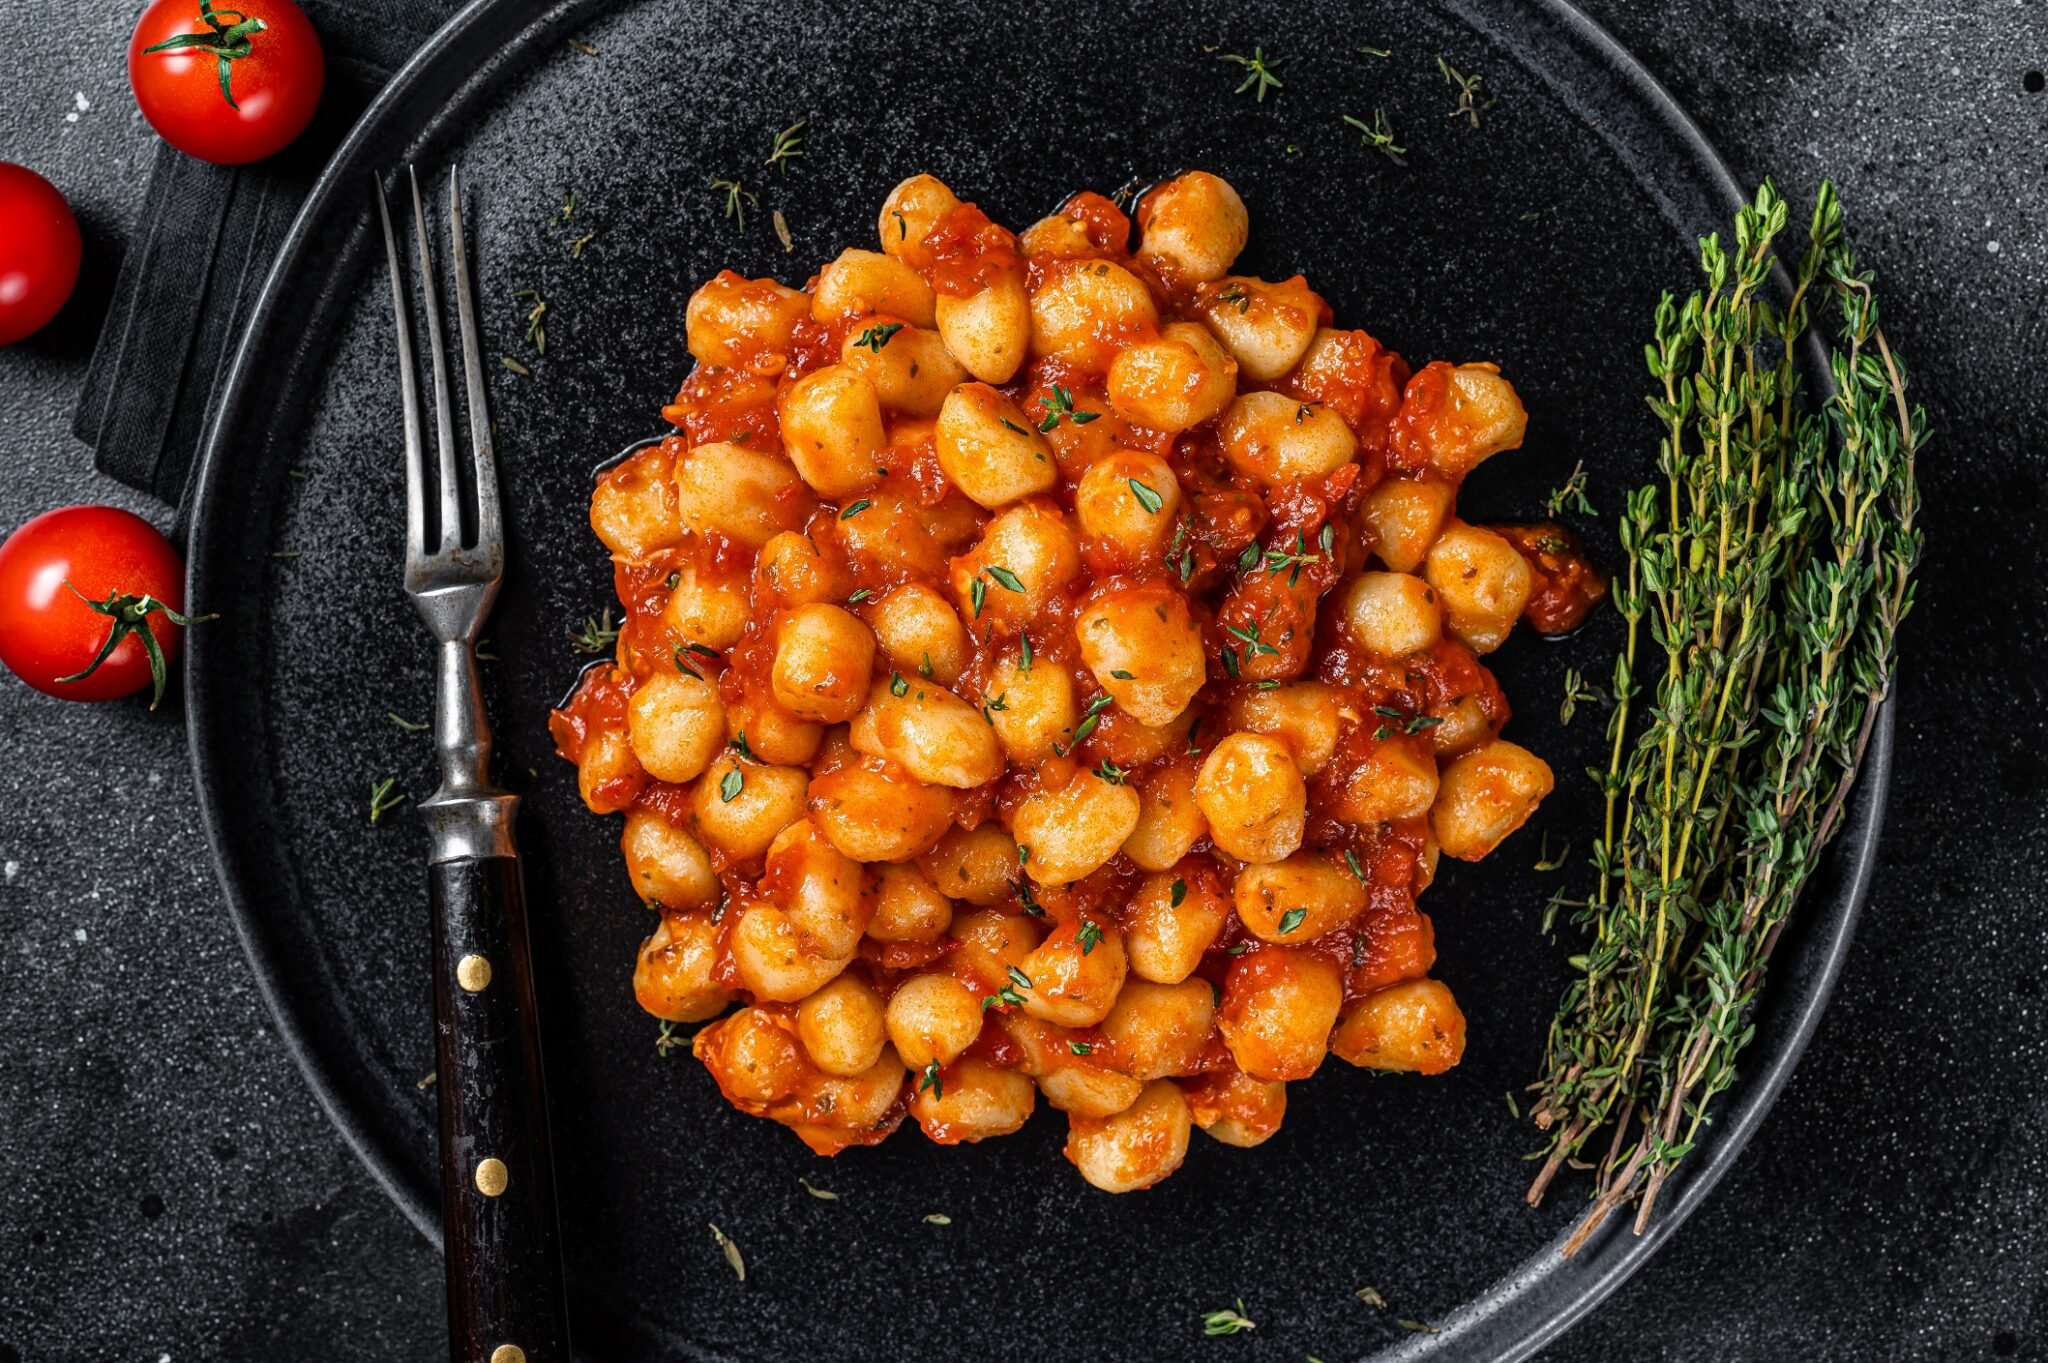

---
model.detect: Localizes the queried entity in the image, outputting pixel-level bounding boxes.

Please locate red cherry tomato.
[0,506,206,708]
[128,0,324,165]
[0,163,83,346]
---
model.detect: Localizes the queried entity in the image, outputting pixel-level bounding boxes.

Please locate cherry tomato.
[0,506,207,708]
[0,163,83,346]
[128,0,324,165]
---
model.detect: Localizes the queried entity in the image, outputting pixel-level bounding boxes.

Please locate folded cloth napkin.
[74,0,463,509]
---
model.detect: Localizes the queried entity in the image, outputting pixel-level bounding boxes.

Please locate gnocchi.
[552,170,1597,1190]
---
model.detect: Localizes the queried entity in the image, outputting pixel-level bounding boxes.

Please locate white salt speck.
[4,860,18,882]
[148,769,164,787]
[74,91,90,112]
[1988,240,2001,254]
[73,928,88,944]
[159,1354,172,1363]
[64,113,78,124]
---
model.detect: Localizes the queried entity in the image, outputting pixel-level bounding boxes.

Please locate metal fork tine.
[409,165,465,552]
[445,166,502,562]
[376,178,428,563]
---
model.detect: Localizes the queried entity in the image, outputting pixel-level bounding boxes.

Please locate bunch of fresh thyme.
[1526,181,1924,1253]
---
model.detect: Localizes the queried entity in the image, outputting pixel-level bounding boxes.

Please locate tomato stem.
[56,582,217,710]
[140,0,268,110]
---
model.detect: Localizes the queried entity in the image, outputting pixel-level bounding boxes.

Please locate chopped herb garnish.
[719,767,744,803]
[922,1213,952,1225]
[1077,919,1104,954]
[1217,283,1251,314]
[969,577,987,617]
[1170,879,1187,907]
[387,712,427,733]
[1277,907,1308,935]
[919,652,935,679]
[800,1178,839,1200]
[1225,621,1278,656]
[853,322,903,352]
[847,588,872,604]
[1092,759,1127,786]
[840,499,871,519]
[1018,633,1034,671]
[1035,383,1100,431]
[1064,693,1115,750]
[983,564,1025,593]
[890,672,909,698]
[1226,942,1253,956]
[919,1059,943,1099]
[999,416,1033,437]
[1111,669,1135,680]
[1067,1040,1093,1056]
[1533,833,1569,873]
[570,230,596,258]
[1007,964,1034,992]
[728,731,757,762]
[772,208,794,253]
[1128,478,1164,513]
[655,1019,689,1057]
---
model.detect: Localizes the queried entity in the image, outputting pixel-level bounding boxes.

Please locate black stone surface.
[0,3,2041,1361]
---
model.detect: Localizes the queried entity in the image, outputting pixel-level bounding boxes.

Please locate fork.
[377,166,572,1363]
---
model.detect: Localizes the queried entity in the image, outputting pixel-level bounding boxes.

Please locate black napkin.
[74,0,463,509]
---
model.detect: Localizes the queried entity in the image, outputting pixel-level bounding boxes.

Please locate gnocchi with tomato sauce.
[550,171,1601,1192]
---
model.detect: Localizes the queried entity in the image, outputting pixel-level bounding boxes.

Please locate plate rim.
[181,2,1894,1358]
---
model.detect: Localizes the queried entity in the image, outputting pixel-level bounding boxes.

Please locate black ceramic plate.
[185,1,1891,1359]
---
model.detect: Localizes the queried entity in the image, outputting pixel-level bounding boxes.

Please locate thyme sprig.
[1526,181,1924,1254]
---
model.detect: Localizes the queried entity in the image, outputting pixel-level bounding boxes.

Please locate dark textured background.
[0,2,2042,1360]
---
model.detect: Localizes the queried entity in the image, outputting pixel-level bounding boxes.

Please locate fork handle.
[430,853,572,1362]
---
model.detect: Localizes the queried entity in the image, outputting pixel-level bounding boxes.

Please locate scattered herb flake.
[765,120,806,173]
[1343,108,1407,165]
[719,767,744,803]
[1202,1300,1257,1336]
[708,1223,745,1281]
[1128,478,1165,513]
[369,778,407,825]
[1219,46,1285,101]
[710,176,757,232]
[1277,907,1308,935]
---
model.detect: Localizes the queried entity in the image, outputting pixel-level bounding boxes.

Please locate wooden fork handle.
[429,853,572,1362]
